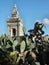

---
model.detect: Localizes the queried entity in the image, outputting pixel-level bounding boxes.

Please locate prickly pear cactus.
[13,40,18,50]
[20,41,26,53]
[0,22,48,65]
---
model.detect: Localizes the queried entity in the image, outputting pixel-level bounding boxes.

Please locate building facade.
[7,4,24,36]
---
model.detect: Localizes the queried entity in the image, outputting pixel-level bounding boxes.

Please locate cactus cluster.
[0,22,49,65]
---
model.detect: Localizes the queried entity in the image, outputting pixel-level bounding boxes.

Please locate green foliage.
[20,41,26,53]
[23,26,26,35]
[16,36,21,43]
[28,43,36,50]
[0,35,38,65]
[13,40,18,50]
[0,22,48,65]
[35,62,40,65]
[5,43,11,49]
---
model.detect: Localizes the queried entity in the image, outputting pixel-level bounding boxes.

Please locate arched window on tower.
[12,28,16,36]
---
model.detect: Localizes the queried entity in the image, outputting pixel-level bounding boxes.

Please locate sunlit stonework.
[7,4,24,36]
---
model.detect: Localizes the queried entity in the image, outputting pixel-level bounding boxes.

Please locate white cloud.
[43,18,49,24]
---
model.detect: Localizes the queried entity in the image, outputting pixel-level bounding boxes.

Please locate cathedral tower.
[7,4,24,36]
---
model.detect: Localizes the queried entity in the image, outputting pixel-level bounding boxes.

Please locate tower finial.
[12,4,19,17]
[14,4,16,8]
[12,4,17,15]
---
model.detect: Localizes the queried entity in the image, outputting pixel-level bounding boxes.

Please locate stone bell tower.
[7,4,24,36]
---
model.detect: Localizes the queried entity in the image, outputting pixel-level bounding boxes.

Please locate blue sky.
[0,0,49,35]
